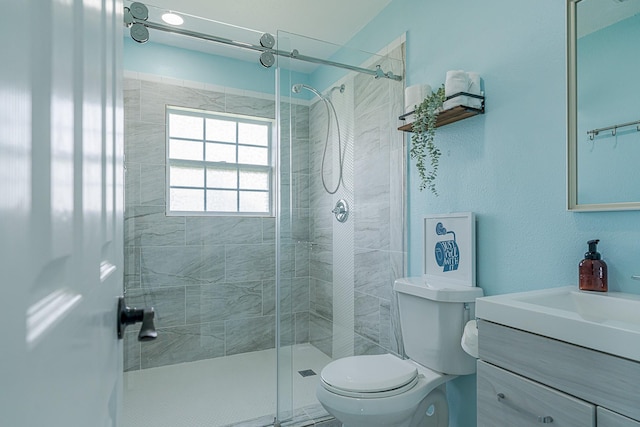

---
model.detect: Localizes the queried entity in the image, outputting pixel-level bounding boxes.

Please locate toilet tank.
[394,277,483,375]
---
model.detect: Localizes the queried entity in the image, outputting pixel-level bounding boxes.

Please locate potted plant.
[409,86,445,195]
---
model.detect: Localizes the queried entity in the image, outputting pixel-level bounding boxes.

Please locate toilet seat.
[320,354,420,399]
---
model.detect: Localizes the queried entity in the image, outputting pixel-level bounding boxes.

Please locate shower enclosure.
[121,3,405,426]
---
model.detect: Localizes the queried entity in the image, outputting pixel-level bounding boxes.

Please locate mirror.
[567,0,640,211]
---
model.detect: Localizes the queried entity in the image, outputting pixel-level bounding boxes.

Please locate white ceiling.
[146,0,392,45]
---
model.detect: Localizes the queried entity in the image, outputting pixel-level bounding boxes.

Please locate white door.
[0,1,124,426]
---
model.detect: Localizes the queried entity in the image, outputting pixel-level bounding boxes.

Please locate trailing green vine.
[409,86,445,195]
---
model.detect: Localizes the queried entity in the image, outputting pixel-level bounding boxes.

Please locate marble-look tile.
[310,208,333,247]
[140,80,225,124]
[124,120,165,165]
[124,162,140,208]
[291,277,310,313]
[225,315,276,355]
[126,287,186,328]
[295,242,310,277]
[292,138,310,174]
[354,291,380,343]
[185,281,262,323]
[379,298,392,351]
[280,312,294,347]
[262,280,275,316]
[293,173,310,209]
[225,243,275,282]
[292,208,311,243]
[354,249,392,301]
[123,330,140,372]
[389,138,405,254]
[262,217,276,243]
[310,277,332,320]
[295,311,310,344]
[139,163,165,206]
[354,333,386,356]
[185,216,264,246]
[125,205,185,247]
[309,313,333,358]
[123,79,140,122]
[390,291,404,356]
[140,245,225,286]
[278,277,310,315]
[294,104,310,140]
[140,322,225,369]
[310,244,332,284]
[354,69,391,117]
[354,202,390,251]
[124,246,140,289]
[225,94,275,119]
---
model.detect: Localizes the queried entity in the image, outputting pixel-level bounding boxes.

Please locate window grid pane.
[167,107,272,215]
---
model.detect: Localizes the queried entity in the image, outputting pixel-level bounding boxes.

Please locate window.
[166,106,273,216]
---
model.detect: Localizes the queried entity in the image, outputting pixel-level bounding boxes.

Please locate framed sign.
[423,212,476,287]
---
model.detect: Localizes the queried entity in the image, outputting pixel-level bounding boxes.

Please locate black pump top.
[585,239,601,260]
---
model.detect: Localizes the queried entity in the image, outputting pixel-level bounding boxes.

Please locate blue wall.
[123,37,310,95]
[342,1,640,426]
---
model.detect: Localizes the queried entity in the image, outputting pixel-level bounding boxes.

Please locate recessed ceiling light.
[162,12,183,26]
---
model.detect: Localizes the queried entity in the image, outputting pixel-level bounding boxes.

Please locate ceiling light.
[162,12,183,26]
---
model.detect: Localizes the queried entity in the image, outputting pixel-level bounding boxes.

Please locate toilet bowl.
[317,354,453,427]
[316,275,483,427]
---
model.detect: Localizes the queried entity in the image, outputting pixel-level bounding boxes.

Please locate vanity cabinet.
[477,320,640,427]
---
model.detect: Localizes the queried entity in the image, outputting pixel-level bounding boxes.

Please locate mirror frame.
[567,0,640,211]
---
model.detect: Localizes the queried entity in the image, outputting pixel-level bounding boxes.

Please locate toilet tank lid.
[394,277,483,302]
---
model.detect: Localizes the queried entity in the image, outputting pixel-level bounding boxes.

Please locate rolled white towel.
[404,84,432,113]
[466,72,482,109]
[443,70,470,110]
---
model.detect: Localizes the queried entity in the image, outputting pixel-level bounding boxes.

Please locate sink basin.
[476,286,640,362]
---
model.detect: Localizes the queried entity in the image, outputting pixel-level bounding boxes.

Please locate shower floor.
[123,343,333,427]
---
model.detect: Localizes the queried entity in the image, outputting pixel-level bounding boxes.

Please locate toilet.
[316,277,483,427]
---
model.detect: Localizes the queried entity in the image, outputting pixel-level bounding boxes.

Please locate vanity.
[475,287,640,427]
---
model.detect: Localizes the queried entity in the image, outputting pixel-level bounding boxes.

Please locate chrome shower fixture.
[122,2,402,81]
[259,51,275,68]
[125,2,150,44]
[292,83,346,194]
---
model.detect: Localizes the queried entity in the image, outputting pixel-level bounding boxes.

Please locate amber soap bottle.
[579,239,608,292]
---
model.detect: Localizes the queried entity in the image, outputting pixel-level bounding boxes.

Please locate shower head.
[291,83,324,100]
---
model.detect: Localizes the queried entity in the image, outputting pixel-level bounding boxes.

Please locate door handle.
[117,296,158,342]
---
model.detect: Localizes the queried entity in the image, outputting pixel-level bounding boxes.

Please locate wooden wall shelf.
[398,92,485,132]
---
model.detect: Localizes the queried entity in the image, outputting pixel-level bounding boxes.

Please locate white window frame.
[165,106,275,217]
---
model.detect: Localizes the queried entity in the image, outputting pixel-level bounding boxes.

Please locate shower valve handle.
[331,199,349,223]
[117,297,158,342]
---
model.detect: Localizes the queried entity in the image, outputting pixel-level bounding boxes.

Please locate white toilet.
[316,277,483,427]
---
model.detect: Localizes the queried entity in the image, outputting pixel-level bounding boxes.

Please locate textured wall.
[341,1,640,426]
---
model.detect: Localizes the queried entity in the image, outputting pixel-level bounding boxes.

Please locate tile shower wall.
[308,45,406,358]
[123,74,311,371]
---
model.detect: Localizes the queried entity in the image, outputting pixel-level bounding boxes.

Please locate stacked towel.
[466,72,482,109]
[443,70,470,110]
[442,70,483,110]
[404,84,432,113]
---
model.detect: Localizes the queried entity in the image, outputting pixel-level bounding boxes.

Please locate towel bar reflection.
[587,119,640,140]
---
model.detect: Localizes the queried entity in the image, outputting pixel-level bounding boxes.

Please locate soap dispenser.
[579,239,608,292]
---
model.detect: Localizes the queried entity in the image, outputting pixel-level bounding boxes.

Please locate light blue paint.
[123,37,310,96]
[577,14,640,204]
[341,1,640,426]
